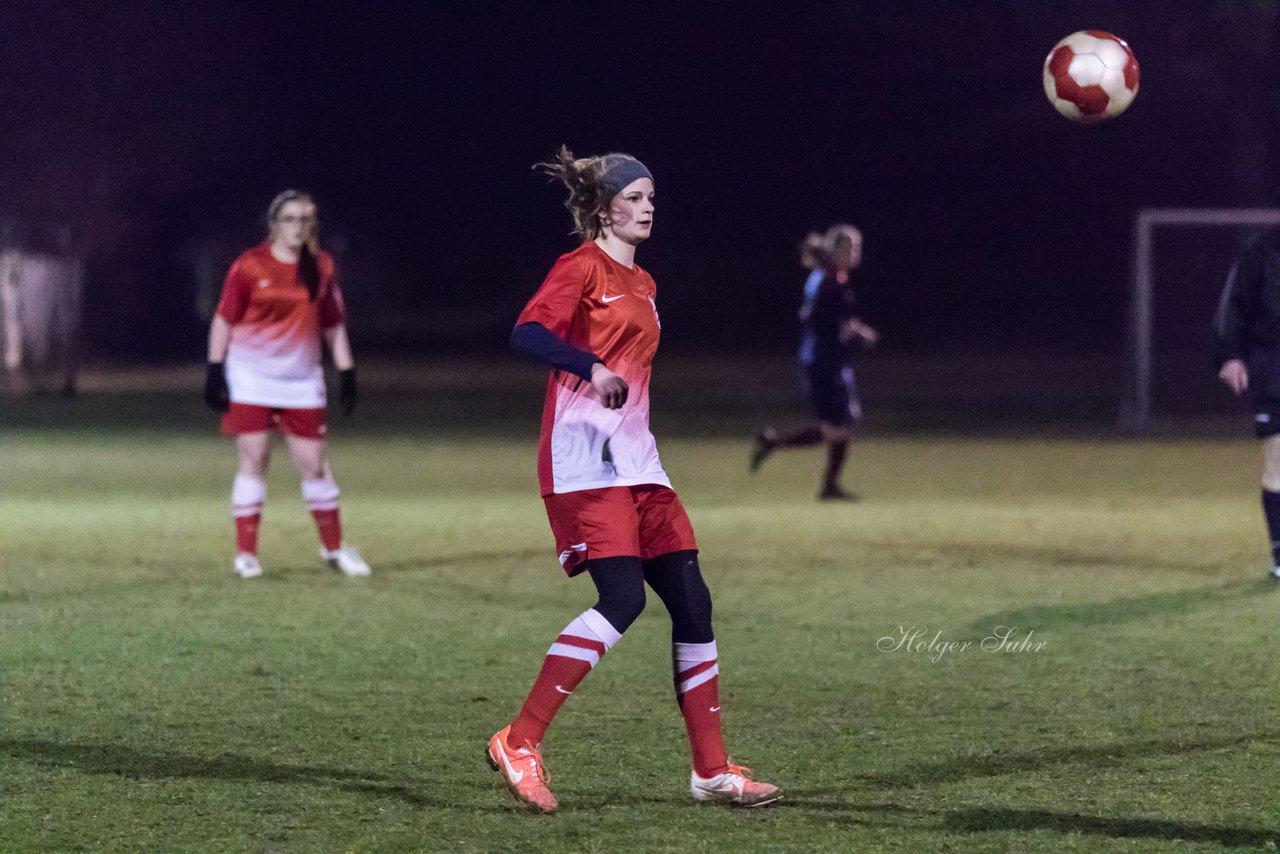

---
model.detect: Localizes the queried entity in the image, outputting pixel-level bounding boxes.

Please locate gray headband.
[600,158,653,200]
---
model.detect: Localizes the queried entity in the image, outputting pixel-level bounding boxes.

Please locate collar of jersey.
[589,241,639,273]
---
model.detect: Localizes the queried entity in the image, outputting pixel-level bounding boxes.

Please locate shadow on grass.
[0,738,440,807]
[251,548,549,587]
[865,539,1244,576]
[967,578,1276,633]
[780,797,1278,847]
[858,730,1278,789]
[941,806,1278,847]
[0,548,551,605]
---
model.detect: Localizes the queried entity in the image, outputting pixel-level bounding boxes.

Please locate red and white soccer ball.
[1042,31,1139,124]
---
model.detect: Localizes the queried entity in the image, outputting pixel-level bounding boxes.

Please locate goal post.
[1120,207,1280,431]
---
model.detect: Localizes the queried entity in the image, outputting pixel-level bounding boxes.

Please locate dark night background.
[1,1,1278,375]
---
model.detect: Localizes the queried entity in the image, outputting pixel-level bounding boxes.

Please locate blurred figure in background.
[1214,226,1280,580]
[204,190,369,579]
[751,223,878,500]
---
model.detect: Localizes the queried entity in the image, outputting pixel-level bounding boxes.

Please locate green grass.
[2,364,1279,852]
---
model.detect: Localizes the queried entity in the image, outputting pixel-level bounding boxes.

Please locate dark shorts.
[802,362,862,427]
[1254,401,1280,438]
[1246,344,1280,395]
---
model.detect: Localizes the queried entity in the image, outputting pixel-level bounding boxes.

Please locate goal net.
[1119,208,1280,431]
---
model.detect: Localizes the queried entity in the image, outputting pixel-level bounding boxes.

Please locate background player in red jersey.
[485,147,781,813]
[751,224,879,499]
[204,190,370,579]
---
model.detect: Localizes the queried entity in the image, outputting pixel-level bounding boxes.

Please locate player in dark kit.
[1214,226,1280,580]
[751,224,878,499]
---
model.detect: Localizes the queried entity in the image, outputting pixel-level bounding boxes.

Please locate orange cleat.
[486,726,558,813]
[690,763,782,807]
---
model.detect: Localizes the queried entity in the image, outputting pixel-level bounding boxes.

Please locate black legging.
[585,549,714,644]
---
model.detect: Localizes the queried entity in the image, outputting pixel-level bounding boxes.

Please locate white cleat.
[1271,565,1280,580]
[690,764,782,807]
[233,552,263,579]
[321,545,371,577]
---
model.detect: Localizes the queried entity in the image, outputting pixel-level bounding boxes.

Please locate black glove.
[338,367,357,416]
[204,362,229,412]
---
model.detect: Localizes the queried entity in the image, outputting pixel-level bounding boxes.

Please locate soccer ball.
[1042,31,1139,123]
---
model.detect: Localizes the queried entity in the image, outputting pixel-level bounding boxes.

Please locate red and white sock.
[508,608,622,748]
[301,476,342,551]
[231,474,265,555]
[674,640,729,777]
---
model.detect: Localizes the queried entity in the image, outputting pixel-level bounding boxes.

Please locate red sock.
[235,513,260,554]
[674,641,729,777]
[508,608,621,748]
[311,508,343,551]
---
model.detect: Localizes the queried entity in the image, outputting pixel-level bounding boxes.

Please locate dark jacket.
[1214,228,1280,397]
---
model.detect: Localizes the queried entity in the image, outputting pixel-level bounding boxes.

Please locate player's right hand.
[590,362,629,409]
[1218,359,1248,395]
[204,362,230,412]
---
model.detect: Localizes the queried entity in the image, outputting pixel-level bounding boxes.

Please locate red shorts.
[543,484,698,577]
[220,403,328,439]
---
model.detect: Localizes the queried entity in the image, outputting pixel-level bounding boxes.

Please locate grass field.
[2,359,1278,852]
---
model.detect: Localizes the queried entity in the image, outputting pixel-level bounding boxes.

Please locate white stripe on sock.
[677,662,719,694]
[546,643,601,666]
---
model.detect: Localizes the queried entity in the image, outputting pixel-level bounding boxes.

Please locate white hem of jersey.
[550,475,673,495]
[229,394,328,409]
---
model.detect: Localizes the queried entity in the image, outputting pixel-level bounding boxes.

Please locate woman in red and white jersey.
[204,190,370,579]
[485,147,780,812]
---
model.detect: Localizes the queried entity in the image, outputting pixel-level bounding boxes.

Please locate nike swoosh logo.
[709,706,720,712]
[602,294,626,303]
[497,744,525,784]
[555,685,572,695]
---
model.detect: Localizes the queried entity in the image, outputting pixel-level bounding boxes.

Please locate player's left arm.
[835,285,877,347]
[323,323,358,415]
[318,264,357,413]
[323,323,354,371]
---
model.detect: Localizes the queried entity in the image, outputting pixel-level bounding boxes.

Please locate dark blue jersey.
[798,268,857,367]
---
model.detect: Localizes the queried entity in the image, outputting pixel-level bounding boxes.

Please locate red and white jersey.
[518,241,671,496]
[216,243,346,409]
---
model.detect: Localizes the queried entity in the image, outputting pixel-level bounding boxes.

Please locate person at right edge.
[1214,225,1280,580]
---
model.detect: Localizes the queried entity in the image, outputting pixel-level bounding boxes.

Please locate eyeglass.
[276,215,316,225]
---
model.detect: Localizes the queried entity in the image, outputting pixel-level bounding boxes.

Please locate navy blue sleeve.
[510,322,600,381]
[1215,246,1261,366]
